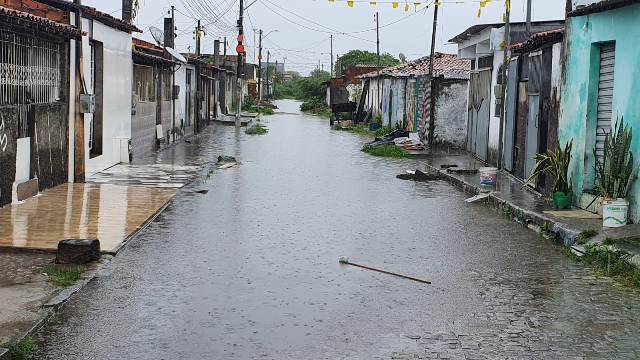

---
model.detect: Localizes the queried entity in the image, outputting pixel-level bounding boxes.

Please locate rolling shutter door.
[595,44,615,163]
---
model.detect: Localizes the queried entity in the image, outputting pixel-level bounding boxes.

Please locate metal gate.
[525,52,543,178]
[595,43,615,164]
[467,69,491,161]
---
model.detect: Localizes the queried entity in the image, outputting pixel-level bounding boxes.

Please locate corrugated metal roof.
[449,20,565,43]
[0,5,82,38]
[359,53,471,80]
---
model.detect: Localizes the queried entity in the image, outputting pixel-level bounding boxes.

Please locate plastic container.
[603,198,629,228]
[479,167,498,186]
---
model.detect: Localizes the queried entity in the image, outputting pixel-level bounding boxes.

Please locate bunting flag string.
[327,0,506,11]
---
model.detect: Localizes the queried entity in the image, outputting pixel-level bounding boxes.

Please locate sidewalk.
[417,149,604,246]
[0,135,207,353]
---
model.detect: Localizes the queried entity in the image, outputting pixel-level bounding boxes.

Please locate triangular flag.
[392,2,399,9]
[347,0,354,7]
[405,2,410,11]
[370,1,377,5]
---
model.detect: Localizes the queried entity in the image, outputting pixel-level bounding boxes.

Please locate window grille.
[0,28,62,106]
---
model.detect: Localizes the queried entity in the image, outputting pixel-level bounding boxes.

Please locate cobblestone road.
[36,101,640,359]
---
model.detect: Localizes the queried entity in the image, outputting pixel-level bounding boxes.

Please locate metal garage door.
[595,43,615,163]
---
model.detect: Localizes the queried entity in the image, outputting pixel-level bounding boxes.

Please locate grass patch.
[245,123,268,135]
[575,229,599,245]
[361,144,411,158]
[42,264,85,287]
[581,245,640,287]
[344,124,371,136]
[3,337,37,360]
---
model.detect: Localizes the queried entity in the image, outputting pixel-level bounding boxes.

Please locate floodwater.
[36,100,640,359]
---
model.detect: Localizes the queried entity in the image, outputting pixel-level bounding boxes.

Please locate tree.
[309,69,330,81]
[335,50,400,76]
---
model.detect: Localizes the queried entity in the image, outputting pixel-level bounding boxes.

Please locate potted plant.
[525,140,574,209]
[594,119,637,227]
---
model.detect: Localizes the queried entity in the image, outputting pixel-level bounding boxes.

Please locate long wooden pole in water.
[339,258,431,284]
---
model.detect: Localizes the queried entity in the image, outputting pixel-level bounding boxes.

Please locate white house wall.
[174,65,187,135]
[83,19,132,175]
[487,50,504,164]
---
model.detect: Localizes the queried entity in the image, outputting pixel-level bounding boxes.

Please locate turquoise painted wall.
[559,4,640,222]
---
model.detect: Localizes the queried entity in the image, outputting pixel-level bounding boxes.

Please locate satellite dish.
[166,47,187,64]
[150,26,165,47]
[399,53,407,63]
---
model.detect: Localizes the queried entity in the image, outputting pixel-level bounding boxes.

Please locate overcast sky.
[85,0,566,75]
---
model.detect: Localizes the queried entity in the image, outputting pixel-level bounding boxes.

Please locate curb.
[3,196,177,355]
[423,163,582,246]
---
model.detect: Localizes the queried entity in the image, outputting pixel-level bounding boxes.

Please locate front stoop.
[0,347,9,360]
[420,160,590,247]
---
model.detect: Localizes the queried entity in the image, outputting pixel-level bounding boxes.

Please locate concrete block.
[15,178,38,202]
[55,239,101,264]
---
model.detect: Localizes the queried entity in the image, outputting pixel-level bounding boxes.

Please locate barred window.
[0,28,62,106]
[133,64,155,102]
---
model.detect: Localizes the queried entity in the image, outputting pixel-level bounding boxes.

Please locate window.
[133,64,155,102]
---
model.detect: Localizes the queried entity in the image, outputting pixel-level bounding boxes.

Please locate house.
[39,0,141,177]
[503,29,565,192]
[559,0,640,221]
[359,54,471,148]
[131,38,182,161]
[0,2,82,207]
[326,65,384,115]
[450,20,564,164]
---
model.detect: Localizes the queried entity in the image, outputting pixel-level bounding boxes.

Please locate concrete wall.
[83,19,133,175]
[434,80,469,148]
[487,51,504,165]
[559,4,640,222]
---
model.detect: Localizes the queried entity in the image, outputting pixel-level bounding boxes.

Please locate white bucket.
[603,198,629,228]
[479,167,498,186]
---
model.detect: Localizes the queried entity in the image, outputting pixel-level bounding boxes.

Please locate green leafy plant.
[594,118,637,199]
[361,144,411,158]
[525,140,573,193]
[245,123,268,135]
[42,264,85,287]
[4,337,37,360]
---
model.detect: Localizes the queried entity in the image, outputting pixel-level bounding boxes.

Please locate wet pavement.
[35,100,640,359]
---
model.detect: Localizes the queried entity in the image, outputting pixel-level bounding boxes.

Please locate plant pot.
[552,191,573,210]
[603,198,629,228]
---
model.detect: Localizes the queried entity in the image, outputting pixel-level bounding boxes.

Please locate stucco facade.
[559,2,640,222]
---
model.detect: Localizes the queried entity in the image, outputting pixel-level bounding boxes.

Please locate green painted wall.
[559,4,640,222]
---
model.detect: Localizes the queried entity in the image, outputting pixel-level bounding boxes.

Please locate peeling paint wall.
[559,4,640,222]
[434,80,469,148]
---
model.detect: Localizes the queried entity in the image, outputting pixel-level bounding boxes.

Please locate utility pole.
[375,12,380,66]
[235,0,245,127]
[497,0,511,170]
[170,5,176,142]
[427,0,439,148]
[330,35,334,77]
[195,20,202,133]
[73,0,84,182]
[265,50,270,99]
[526,0,532,35]
[257,30,263,106]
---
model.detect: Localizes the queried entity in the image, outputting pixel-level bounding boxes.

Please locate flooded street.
[36,100,640,359]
